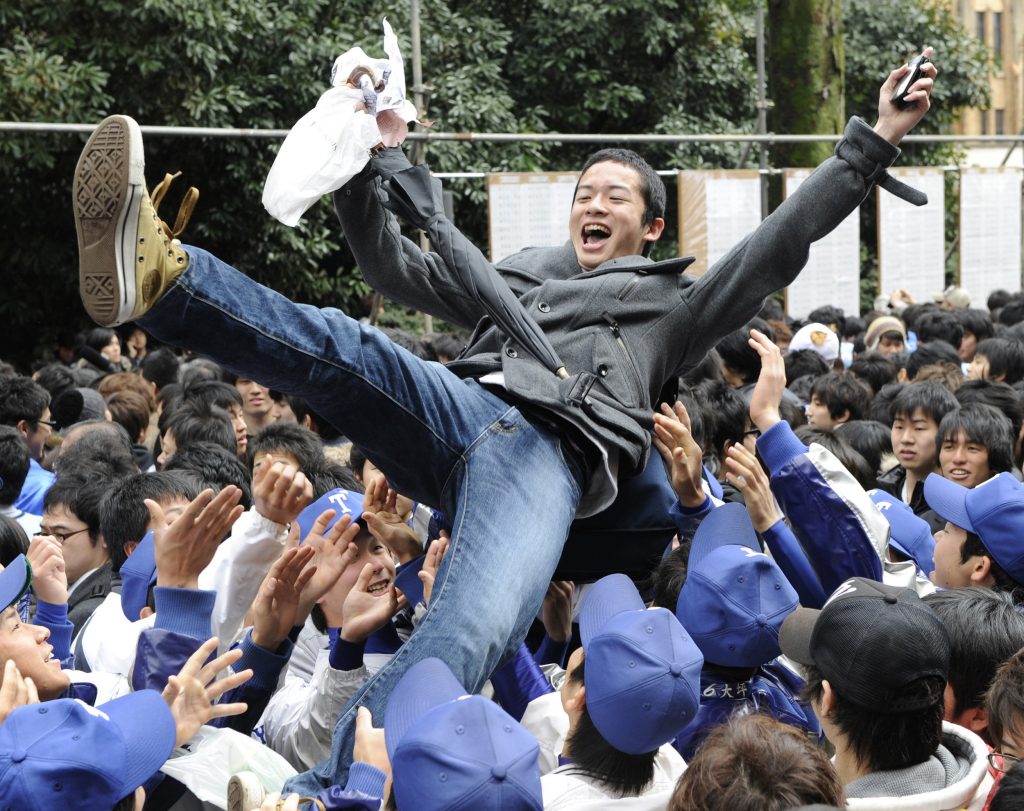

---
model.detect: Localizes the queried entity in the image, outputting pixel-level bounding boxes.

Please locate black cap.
[779,577,949,713]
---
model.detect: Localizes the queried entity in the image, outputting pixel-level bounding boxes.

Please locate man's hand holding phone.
[874,46,937,145]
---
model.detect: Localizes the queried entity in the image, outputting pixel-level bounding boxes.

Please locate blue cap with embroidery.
[295,488,367,541]
[868,489,935,577]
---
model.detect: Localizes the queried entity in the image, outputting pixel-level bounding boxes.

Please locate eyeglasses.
[988,751,1022,773]
[31,418,57,429]
[743,428,762,439]
[34,528,89,545]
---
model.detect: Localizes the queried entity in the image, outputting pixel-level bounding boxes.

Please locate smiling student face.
[569,161,664,271]
[939,429,993,490]
[0,606,70,700]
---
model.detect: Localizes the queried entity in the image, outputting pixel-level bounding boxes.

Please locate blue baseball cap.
[924,472,1024,585]
[677,503,798,668]
[0,691,176,810]
[384,657,542,811]
[120,530,156,622]
[0,554,31,611]
[868,490,936,576]
[579,573,703,755]
[295,488,367,541]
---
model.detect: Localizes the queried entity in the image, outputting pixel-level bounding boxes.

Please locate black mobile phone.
[891,53,930,109]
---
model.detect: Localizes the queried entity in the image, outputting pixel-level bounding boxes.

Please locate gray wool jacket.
[334,116,900,517]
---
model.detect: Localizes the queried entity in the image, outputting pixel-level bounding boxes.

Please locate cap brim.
[579,573,645,649]
[98,690,177,794]
[384,657,466,761]
[778,607,820,666]
[923,473,975,532]
[0,554,30,610]
[688,503,759,569]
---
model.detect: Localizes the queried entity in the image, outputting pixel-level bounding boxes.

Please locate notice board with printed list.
[678,170,762,277]
[783,168,861,319]
[877,168,945,303]
[487,173,578,263]
[959,167,1023,298]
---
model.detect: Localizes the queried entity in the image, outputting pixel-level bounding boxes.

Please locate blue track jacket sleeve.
[490,642,555,722]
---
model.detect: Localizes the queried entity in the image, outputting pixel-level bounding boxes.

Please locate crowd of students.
[7,47,1024,811]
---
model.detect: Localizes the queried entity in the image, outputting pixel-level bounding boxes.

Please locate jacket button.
[506,347,518,358]
[538,302,551,313]
[598,364,608,377]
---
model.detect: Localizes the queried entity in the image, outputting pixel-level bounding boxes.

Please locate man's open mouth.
[368,578,390,595]
[582,223,611,247]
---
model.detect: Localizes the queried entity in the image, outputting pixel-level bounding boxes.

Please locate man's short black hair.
[646,544,690,612]
[955,379,1024,442]
[100,471,202,573]
[33,363,77,401]
[163,441,253,511]
[140,347,180,391]
[807,306,846,337]
[578,148,666,227]
[54,421,138,482]
[998,298,1024,327]
[0,375,50,427]
[784,350,829,387]
[906,341,961,380]
[43,477,107,548]
[834,420,892,476]
[915,310,964,349]
[0,426,29,506]
[246,422,325,472]
[0,515,28,567]
[976,338,1024,385]
[890,381,960,425]
[937,404,1015,476]
[957,309,996,344]
[923,588,1024,719]
[988,289,1014,314]
[794,426,876,490]
[809,372,871,422]
[694,380,749,460]
[181,379,243,410]
[849,351,898,394]
[716,318,773,385]
[164,400,236,460]
[902,302,939,333]
[868,382,905,426]
[803,664,944,773]
[960,532,1024,598]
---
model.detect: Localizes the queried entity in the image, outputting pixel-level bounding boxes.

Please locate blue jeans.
[139,248,585,790]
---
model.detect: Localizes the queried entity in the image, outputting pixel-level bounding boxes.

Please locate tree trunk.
[767,0,846,167]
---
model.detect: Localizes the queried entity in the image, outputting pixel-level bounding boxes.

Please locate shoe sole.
[73,115,144,326]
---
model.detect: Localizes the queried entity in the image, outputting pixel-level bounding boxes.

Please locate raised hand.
[652,401,706,508]
[354,706,393,798]
[148,486,244,589]
[746,328,786,434]
[162,637,252,746]
[253,455,313,526]
[0,660,39,725]
[294,510,362,621]
[724,443,783,533]
[250,546,316,650]
[874,46,938,145]
[362,475,420,564]
[418,532,449,608]
[340,561,404,644]
[541,580,574,644]
[26,535,67,606]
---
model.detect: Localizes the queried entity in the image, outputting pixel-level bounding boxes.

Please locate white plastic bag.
[262,17,418,227]
[159,726,298,808]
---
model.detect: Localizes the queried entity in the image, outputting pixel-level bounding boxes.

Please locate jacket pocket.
[593,314,645,409]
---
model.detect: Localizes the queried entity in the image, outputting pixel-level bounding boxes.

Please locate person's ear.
[970,555,996,587]
[994,372,1008,383]
[897,368,909,383]
[836,409,851,425]
[15,419,30,440]
[961,705,988,734]
[566,684,587,713]
[642,217,666,244]
[820,680,836,718]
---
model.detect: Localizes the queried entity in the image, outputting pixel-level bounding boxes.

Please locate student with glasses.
[0,376,55,516]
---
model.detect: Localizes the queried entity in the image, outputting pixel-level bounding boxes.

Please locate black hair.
[680,349,724,388]
[0,514,28,566]
[676,391,709,454]
[348,445,368,482]
[937,404,1015,476]
[833,421,893,476]
[578,148,666,228]
[794,427,876,490]
[43,477,109,548]
[646,544,690,611]
[0,426,29,507]
[844,316,865,341]
[998,298,1024,327]
[33,364,77,401]
[164,400,236,459]
[915,310,964,349]
[803,665,944,773]
[849,351,898,395]
[163,442,253,511]
[809,372,871,423]
[99,471,202,573]
[140,347,180,391]
[694,380,749,462]
[868,382,905,426]
[906,341,961,380]
[922,588,1024,720]
[784,350,829,387]
[246,422,325,473]
[807,306,846,337]
[779,398,809,431]
[566,653,658,797]
[307,461,363,499]
[422,332,467,363]
[989,290,1014,314]
[104,390,151,445]
[379,327,433,360]
[787,374,817,406]
[960,532,1024,598]
[758,298,786,323]
[955,379,1024,445]
[901,302,939,333]
[991,761,1024,811]
[286,396,343,442]
[716,319,773,385]
[54,421,138,482]
[111,792,137,811]
[890,382,960,425]
[84,327,117,353]
[957,309,996,345]
[178,358,225,389]
[182,379,243,410]
[0,375,50,427]
[976,338,1024,385]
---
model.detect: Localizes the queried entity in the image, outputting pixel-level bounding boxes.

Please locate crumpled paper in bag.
[262,17,418,227]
